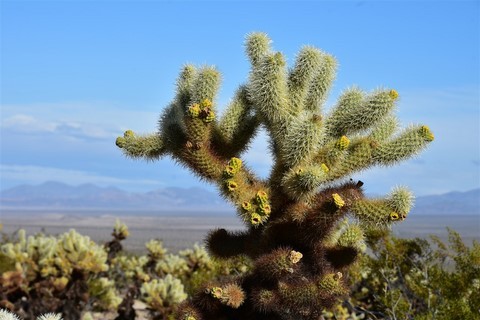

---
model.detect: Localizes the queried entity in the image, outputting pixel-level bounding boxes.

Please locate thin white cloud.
[2,114,56,133]
[1,102,160,141]
[0,164,163,189]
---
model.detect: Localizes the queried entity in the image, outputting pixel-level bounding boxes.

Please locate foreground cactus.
[0,229,119,319]
[0,309,62,320]
[116,33,433,319]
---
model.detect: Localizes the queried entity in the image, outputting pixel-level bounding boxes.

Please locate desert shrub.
[336,228,480,320]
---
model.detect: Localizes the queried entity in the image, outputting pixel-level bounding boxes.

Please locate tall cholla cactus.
[116,33,433,319]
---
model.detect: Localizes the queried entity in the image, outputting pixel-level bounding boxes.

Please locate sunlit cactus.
[116,32,433,319]
[0,229,112,319]
[140,274,188,315]
[87,277,122,310]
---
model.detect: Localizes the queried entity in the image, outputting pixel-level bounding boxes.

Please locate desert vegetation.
[1,221,479,319]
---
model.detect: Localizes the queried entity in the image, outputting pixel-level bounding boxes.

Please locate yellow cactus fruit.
[332,193,345,208]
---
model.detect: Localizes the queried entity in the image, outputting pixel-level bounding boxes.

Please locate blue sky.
[1,0,479,197]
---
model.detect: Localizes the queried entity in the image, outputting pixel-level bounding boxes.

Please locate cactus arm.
[351,186,414,225]
[212,85,261,157]
[373,124,434,165]
[287,46,323,114]
[281,112,323,167]
[249,51,291,128]
[369,114,399,142]
[175,64,197,110]
[325,88,398,138]
[304,53,337,113]
[245,32,271,67]
[190,67,221,105]
[116,130,165,160]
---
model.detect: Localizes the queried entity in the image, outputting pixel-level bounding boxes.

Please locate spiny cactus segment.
[116,33,433,319]
[0,309,62,320]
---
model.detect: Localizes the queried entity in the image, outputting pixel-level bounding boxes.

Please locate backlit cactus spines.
[116,33,433,319]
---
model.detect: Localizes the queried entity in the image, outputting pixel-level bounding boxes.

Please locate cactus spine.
[116,33,433,319]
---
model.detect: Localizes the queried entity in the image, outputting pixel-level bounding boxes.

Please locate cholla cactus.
[145,239,168,261]
[0,309,63,320]
[87,277,122,310]
[116,33,433,319]
[105,219,129,261]
[155,253,189,277]
[140,274,188,315]
[179,243,214,272]
[0,229,111,319]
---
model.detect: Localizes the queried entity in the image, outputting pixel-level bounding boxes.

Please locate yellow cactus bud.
[201,98,213,108]
[250,213,262,225]
[53,277,69,291]
[332,193,345,208]
[420,125,434,141]
[228,157,243,170]
[225,180,238,192]
[210,286,223,299]
[224,165,236,177]
[321,163,329,173]
[204,110,215,123]
[390,212,400,220]
[255,190,269,205]
[288,250,303,264]
[259,203,271,215]
[188,103,201,117]
[124,130,134,138]
[389,89,399,100]
[337,136,350,150]
[241,201,252,211]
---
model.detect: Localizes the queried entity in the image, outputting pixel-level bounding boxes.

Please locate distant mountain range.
[0,181,478,215]
[0,181,230,211]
